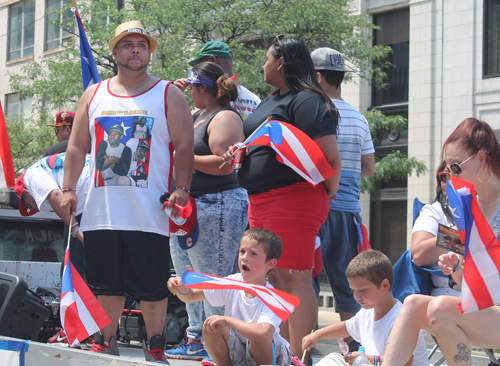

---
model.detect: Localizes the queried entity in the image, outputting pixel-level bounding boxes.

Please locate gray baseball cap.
[311,47,351,72]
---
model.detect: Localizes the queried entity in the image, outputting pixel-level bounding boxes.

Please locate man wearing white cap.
[61,20,194,364]
[311,47,376,351]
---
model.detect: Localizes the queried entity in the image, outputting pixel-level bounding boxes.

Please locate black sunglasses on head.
[274,34,285,43]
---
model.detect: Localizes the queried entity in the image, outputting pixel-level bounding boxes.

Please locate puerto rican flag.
[446,177,500,313]
[60,246,110,346]
[245,120,335,186]
[182,269,300,322]
[0,101,15,189]
[73,8,101,90]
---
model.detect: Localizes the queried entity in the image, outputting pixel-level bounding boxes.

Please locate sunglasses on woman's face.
[438,172,451,183]
[448,153,476,175]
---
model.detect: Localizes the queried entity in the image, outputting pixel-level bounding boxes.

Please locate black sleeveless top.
[190,106,243,197]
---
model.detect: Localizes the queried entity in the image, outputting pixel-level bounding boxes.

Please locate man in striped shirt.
[312,47,376,350]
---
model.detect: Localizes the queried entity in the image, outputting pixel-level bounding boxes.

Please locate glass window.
[5,93,33,121]
[0,215,64,262]
[8,0,35,61]
[45,0,72,51]
[484,0,500,78]
[372,8,410,107]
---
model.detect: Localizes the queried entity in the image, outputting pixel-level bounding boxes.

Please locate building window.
[372,8,410,107]
[8,0,35,61]
[5,94,33,121]
[484,0,500,78]
[45,0,73,51]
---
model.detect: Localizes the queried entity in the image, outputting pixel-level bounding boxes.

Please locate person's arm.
[361,153,375,178]
[204,316,275,344]
[62,85,95,222]
[314,134,341,199]
[439,252,463,286]
[302,322,349,352]
[167,277,206,302]
[113,146,132,176]
[195,110,244,176]
[46,189,84,243]
[166,84,194,217]
[411,231,447,267]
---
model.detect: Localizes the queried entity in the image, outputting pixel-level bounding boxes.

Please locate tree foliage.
[360,111,428,193]
[8,0,395,174]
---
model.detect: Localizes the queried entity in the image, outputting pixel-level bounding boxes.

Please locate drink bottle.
[352,346,371,366]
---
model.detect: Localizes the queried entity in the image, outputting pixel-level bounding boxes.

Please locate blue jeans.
[319,210,361,313]
[170,188,249,342]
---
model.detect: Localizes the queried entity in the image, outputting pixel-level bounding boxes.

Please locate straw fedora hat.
[108,20,158,52]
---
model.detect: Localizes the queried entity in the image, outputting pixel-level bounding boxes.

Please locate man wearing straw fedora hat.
[62,20,194,364]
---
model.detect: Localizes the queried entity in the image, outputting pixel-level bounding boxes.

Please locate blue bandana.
[187,70,216,89]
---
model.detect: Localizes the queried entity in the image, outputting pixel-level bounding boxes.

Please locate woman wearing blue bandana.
[167,62,249,365]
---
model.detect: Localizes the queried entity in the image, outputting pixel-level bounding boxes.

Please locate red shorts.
[248,182,329,271]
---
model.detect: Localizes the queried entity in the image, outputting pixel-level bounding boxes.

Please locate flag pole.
[218,117,271,169]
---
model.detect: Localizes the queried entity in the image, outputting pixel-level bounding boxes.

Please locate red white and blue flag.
[60,246,110,346]
[0,101,15,189]
[181,269,300,322]
[446,177,500,313]
[245,120,335,186]
[73,8,101,90]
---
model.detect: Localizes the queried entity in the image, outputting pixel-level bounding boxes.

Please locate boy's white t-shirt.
[346,301,428,366]
[203,273,288,345]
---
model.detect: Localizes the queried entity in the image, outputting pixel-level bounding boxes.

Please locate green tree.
[9,0,393,172]
[360,109,427,193]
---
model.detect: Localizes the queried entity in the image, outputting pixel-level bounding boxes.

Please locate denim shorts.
[319,210,361,313]
[170,188,248,341]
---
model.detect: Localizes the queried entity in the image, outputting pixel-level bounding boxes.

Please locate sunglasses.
[54,127,60,135]
[274,34,285,43]
[448,153,476,175]
[438,172,450,183]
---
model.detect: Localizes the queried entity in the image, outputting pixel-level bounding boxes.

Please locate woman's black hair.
[270,37,339,125]
[191,62,238,107]
[433,161,455,226]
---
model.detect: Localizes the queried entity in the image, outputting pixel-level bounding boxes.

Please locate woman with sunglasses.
[224,35,341,356]
[383,117,500,366]
[411,161,461,297]
[167,62,249,363]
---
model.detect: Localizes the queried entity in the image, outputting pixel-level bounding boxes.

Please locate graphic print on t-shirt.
[94,116,154,188]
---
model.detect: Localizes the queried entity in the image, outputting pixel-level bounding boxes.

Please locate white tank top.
[81,78,173,236]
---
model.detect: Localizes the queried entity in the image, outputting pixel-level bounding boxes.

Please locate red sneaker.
[48,329,68,346]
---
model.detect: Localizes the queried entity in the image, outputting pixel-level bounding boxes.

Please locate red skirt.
[248,182,329,271]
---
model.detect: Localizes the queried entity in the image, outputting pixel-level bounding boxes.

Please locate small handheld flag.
[181,269,300,322]
[60,216,110,346]
[244,119,335,186]
[446,177,500,313]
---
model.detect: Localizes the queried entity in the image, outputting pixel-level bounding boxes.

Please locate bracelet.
[71,226,80,238]
[62,188,76,193]
[452,258,461,273]
[71,221,79,229]
[178,288,192,296]
[175,186,190,194]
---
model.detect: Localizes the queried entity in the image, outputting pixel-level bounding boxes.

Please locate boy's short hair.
[345,250,394,289]
[242,228,282,262]
[318,70,345,89]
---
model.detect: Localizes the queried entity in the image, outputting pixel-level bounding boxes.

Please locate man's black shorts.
[84,230,171,301]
